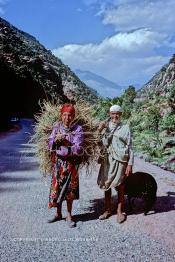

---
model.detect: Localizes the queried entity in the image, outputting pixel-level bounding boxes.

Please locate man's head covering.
[109,104,123,113]
[60,104,75,116]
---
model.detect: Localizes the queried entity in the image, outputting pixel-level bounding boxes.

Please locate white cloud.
[52,28,170,86]
[52,0,174,88]
[101,0,175,34]
[101,29,166,52]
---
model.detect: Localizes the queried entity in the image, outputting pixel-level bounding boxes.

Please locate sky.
[1,0,175,87]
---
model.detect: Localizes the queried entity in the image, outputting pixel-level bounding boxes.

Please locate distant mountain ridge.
[75,69,123,98]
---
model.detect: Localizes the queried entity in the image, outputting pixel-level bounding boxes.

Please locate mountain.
[136,54,175,99]
[0,17,97,128]
[132,54,175,172]
[75,69,123,98]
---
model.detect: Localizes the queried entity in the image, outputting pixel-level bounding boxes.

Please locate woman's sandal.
[117,213,126,224]
[99,211,112,220]
[66,218,76,228]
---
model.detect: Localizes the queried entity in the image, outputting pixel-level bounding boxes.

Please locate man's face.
[109,111,122,123]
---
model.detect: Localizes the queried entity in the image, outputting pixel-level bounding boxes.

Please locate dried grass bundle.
[31,100,100,176]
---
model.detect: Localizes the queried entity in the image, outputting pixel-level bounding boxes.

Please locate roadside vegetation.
[94,84,175,172]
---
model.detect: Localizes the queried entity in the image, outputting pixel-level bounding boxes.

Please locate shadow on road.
[0,119,39,174]
[154,193,175,213]
[0,143,39,174]
[0,141,40,193]
[73,196,118,222]
[0,187,24,193]
[73,193,175,222]
[0,174,38,183]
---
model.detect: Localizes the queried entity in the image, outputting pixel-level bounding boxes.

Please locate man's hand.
[125,165,132,177]
[98,121,108,132]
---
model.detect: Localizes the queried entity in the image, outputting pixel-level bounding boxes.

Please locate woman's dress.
[48,122,84,208]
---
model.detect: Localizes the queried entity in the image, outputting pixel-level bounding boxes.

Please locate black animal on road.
[124,172,157,215]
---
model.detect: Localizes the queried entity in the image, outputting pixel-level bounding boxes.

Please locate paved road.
[0,119,175,262]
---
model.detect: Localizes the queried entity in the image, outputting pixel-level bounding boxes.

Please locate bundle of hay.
[31,100,100,176]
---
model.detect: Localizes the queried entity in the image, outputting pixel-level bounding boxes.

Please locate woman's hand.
[125,165,132,177]
[62,139,72,147]
[54,132,65,143]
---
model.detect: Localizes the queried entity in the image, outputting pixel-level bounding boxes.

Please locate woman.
[48,104,84,227]
[97,105,134,223]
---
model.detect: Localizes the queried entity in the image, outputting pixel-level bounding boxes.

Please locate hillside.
[130,55,175,172]
[137,54,175,99]
[0,17,97,128]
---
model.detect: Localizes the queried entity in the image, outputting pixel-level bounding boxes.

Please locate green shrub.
[160,113,175,133]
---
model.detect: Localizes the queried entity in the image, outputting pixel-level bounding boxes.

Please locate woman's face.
[109,111,122,123]
[61,112,74,127]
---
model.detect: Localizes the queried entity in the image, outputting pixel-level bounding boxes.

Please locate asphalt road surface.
[0,119,175,262]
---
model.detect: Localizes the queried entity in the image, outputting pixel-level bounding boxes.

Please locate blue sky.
[1,0,114,48]
[1,0,175,86]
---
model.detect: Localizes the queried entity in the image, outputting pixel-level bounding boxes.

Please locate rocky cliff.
[0,17,97,128]
[137,55,175,99]
[132,55,175,172]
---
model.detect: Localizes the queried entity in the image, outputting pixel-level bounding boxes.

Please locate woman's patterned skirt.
[48,156,79,208]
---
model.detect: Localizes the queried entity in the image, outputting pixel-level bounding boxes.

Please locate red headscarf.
[60,104,75,116]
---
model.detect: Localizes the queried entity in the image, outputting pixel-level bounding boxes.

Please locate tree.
[111,96,123,106]
[121,86,136,119]
[121,85,136,104]
[160,113,175,134]
[146,105,161,133]
[94,97,113,120]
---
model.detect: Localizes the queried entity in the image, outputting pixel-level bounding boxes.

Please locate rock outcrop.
[0,17,97,128]
[136,55,175,99]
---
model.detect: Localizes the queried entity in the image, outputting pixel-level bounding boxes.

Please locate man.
[97,105,134,223]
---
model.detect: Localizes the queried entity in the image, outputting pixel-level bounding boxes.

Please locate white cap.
[109,105,123,113]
